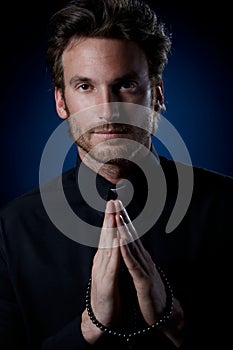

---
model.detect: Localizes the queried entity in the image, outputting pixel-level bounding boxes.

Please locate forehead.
[62,37,149,80]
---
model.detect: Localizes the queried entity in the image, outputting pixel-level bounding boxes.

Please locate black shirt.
[0,150,232,349]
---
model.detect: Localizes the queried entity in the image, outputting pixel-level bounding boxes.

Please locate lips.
[94,129,127,134]
[92,124,129,134]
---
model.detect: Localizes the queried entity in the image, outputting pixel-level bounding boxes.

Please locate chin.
[91,143,147,164]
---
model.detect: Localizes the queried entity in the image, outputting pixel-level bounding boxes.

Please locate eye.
[77,83,92,91]
[120,81,137,90]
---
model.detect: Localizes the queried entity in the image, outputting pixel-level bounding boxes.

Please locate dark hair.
[46,0,172,91]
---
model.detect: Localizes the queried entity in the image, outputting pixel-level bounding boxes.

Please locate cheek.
[64,89,90,115]
[65,97,80,115]
[144,88,152,106]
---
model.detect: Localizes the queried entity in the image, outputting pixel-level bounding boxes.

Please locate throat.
[78,147,133,184]
[99,159,133,184]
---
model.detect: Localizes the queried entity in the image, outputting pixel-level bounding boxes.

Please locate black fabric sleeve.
[0,237,28,350]
[41,316,91,350]
[0,235,91,350]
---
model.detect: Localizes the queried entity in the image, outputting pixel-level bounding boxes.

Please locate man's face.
[55,37,157,164]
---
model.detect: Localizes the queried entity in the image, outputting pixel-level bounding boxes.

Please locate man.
[0,1,232,349]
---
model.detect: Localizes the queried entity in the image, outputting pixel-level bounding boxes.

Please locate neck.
[78,147,148,184]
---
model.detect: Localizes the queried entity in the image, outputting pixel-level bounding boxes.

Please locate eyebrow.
[69,76,95,87]
[113,72,143,83]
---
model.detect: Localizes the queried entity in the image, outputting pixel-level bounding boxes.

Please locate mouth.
[91,124,130,138]
[94,129,128,134]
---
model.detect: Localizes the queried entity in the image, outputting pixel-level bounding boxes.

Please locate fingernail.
[119,214,125,225]
[106,200,115,213]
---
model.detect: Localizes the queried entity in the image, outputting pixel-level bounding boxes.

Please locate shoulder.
[159,155,233,218]
[159,155,233,191]
[158,156,233,235]
[0,167,77,222]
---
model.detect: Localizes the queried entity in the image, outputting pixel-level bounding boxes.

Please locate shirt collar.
[75,144,160,205]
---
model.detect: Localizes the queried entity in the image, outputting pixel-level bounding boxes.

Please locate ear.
[55,87,68,119]
[154,81,166,112]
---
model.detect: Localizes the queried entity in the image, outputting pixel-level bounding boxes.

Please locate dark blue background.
[1,1,233,207]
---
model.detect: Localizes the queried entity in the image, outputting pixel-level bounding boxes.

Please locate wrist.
[161,297,185,348]
[81,308,104,344]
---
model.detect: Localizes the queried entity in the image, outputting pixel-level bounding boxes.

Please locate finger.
[99,200,118,249]
[114,200,152,272]
[115,200,138,240]
[119,240,156,284]
[94,201,121,270]
[115,213,134,243]
[119,231,154,276]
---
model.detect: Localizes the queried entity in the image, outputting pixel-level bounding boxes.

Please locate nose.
[98,87,120,121]
[101,102,120,121]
